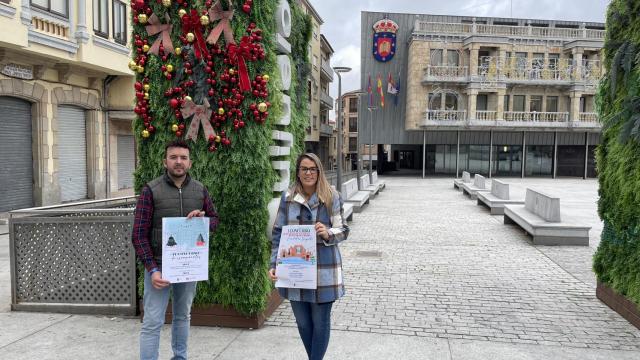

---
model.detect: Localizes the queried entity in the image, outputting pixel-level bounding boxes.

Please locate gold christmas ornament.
[215,135,221,143]
[137,66,145,73]
[166,64,174,73]
[218,107,225,115]
[141,129,150,138]
[228,68,235,76]
[184,95,192,102]
[186,32,195,43]
[161,0,171,7]
[258,102,268,113]
[171,124,179,132]
[178,9,187,17]
[144,92,149,100]
[175,47,182,55]
[200,15,210,26]
[143,84,150,92]
[142,44,150,52]
[262,74,270,82]
[138,14,148,24]
[128,60,137,69]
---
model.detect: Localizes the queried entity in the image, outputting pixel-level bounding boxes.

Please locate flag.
[367,74,373,107]
[377,73,384,108]
[387,72,399,107]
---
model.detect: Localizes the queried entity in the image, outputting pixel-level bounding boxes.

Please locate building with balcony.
[0,0,135,212]
[318,34,335,168]
[361,11,604,178]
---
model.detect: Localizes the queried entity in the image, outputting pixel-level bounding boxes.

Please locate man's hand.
[186,209,206,219]
[315,222,330,240]
[151,271,171,289]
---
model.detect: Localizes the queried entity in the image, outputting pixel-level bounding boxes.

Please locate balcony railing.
[321,60,334,82]
[579,112,598,122]
[320,123,333,136]
[426,110,467,121]
[414,21,605,40]
[476,111,497,121]
[504,111,569,122]
[320,91,334,110]
[473,57,601,84]
[424,65,468,80]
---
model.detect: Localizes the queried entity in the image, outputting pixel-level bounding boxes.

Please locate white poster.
[275,225,317,289]
[161,217,209,283]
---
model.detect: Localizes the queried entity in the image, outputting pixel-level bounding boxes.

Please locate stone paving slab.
[268,177,640,351]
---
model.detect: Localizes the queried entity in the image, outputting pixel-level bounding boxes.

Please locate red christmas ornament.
[169,98,179,108]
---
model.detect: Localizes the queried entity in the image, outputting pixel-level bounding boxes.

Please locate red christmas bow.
[227,37,252,92]
[181,9,208,59]
[146,13,174,55]
[207,0,235,45]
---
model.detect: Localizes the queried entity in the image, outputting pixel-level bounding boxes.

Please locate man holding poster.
[269,153,349,360]
[132,140,219,360]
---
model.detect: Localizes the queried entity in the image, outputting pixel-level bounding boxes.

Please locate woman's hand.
[315,222,330,240]
[268,268,277,281]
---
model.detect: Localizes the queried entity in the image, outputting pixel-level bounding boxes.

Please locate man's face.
[163,146,191,178]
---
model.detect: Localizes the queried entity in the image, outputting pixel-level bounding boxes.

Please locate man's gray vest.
[148,173,206,266]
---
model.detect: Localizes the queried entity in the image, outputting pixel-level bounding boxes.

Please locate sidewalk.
[1,177,639,359]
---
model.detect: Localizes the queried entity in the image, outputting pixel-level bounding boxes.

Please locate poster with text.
[161,217,209,283]
[275,225,317,289]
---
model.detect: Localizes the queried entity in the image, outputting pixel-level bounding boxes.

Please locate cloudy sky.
[307,0,610,118]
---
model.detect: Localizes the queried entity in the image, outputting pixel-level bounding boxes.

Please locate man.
[132,140,219,360]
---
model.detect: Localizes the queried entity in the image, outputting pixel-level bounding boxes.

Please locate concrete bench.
[503,188,590,246]
[453,171,472,190]
[359,175,380,197]
[461,174,490,200]
[342,202,353,222]
[341,178,370,212]
[372,171,386,190]
[476,179,525,215]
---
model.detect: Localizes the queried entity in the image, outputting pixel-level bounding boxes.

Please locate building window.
[445,93,458,110]
[476,94,488,111]
[348,117,357,132]
[313,55,318,70]
[546,96,558,112]
[313,115,318,129]
[513,95,525,112]
[548,53,560,69]
[349,138,357,152]
[31,0,69,18]
[349,98,358,113]
[515,52,527,71]
[503,95,509,112]
[113,0,127,45]
[430,49,443,66]
[447,51,459,66]
[93,0,109,37]
[428,93,441,110]
[530,95,543,112]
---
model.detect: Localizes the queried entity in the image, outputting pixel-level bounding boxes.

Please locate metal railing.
[504,111,569,122]
[9,197,137,316]
[320,91,334,110]
[415,21,604,40]
[425,110,467,121]
[424,65,468,79]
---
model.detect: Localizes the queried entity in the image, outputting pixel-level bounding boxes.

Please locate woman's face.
[298,158,319,190]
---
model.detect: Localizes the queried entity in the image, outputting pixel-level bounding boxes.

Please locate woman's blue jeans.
[290,300,334,360]
[139,270,197,360]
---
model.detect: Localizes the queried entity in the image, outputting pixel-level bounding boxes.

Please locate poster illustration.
[161,217,210,283]
[275,225,317,289]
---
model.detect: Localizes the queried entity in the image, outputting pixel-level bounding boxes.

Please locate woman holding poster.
[269,153,350,360]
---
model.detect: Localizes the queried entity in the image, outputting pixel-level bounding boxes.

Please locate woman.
[269,153,349,360]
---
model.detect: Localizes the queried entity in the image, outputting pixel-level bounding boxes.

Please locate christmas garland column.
[131,0,310,315]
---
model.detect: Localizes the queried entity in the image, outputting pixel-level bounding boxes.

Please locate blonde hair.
[294,153,334,214]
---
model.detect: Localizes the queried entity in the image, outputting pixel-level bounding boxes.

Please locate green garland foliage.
[132,0,310,315]
[593,0,640,306]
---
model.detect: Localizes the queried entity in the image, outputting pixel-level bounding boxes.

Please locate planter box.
[596,281,640,330]
[141,289,283,329]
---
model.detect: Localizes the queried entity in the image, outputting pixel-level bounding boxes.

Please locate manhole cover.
[356,250,382,257]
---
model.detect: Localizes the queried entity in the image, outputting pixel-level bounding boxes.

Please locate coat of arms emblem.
[373,18,398,62]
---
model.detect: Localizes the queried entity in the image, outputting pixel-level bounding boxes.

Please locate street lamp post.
[367,105,377,184]
[333,66,351,191]
[351,91,367,190]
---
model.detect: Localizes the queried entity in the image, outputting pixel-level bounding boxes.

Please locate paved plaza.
[1,176,639,359]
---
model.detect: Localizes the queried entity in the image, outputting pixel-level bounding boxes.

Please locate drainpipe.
[102,75,117,198]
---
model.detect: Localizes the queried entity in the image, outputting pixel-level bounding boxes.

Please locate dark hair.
[165,140,191,158]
